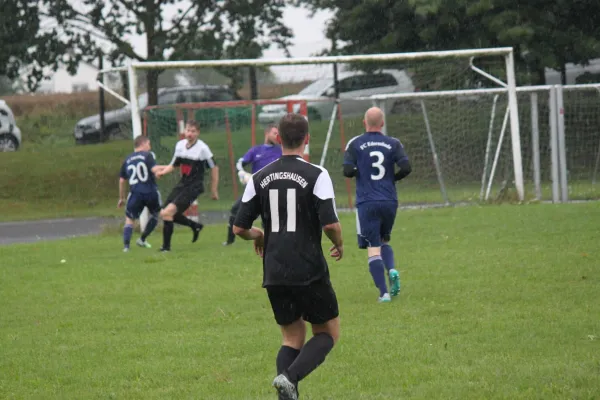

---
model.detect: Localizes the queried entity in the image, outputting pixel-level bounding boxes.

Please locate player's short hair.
[186,120,200,131]
[264,123,277,133]
[278,113,308,149]
[134,135,149,148]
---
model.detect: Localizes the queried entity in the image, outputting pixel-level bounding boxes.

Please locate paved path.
[0,211,230,246]
[0,217,120,245]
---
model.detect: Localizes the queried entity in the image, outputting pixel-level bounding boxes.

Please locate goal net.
[111,48,524,224]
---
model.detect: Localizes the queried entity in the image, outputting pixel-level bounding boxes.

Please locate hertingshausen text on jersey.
[259,172,308,189]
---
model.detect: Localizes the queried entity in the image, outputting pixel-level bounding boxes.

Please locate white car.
[258,69,415,124]
[0,100,22,151]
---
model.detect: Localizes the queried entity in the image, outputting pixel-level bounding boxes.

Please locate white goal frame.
[99,46,524,202]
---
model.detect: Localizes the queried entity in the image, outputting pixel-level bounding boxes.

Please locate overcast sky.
[125,6,334,60]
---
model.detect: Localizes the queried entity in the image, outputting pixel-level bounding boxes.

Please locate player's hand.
[117,198,125,208]
[211,191,219,200]
[329,244,343,261]
[253,229,265,258]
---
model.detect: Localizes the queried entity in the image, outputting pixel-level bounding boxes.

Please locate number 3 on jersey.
[127,163,149,185]
[370,150,385,180]
[269,188,296,232]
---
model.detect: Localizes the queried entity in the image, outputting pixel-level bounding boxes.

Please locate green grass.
[0,141,132,221]
[1,203,599,399]
[16,113,82,150]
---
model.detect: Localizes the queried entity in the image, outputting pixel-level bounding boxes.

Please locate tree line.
[2,0,599,100]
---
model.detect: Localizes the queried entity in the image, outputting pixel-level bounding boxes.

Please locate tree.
[457,0,600,84]
[297,0,600,85]
[0,0,91,91]
[43,0,292,106]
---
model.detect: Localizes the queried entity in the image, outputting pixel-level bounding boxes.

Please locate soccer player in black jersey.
[233,113,343,400]
[155,120,219,252]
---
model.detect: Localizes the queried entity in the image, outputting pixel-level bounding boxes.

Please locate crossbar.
[130,47,513,70]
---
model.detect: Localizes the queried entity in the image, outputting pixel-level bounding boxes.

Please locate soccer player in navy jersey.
[118,136,163,252]
[343,107,412,302]
[223,124,282,245]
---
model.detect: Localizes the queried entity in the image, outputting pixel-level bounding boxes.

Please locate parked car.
[257,69,415,124]
[0,99,22,152]
[74,85,249,145]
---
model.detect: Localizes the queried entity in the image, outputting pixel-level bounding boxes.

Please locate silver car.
[0,99,22,152]
[258,69,415,124]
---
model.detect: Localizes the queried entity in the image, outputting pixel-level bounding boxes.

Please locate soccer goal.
[100,47,524,228]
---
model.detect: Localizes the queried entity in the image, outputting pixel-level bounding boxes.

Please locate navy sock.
[162,220,174,249]
[381,244,396,271]
[123,224,133,247]
[369,255,388,297]
[141,216,158,242]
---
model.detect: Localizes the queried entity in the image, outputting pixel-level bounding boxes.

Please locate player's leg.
[137,192,161,248]
[159,202,177,252]
[123,194,142,252]
[277,279,340,396]
[267,286,304,400]
[223,196,242,246]
[123,217,135,252]
[171,188,204,243]
[358,205,389,302]
[380,203,400,296]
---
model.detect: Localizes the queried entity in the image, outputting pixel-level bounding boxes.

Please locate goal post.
[112,46,524,229]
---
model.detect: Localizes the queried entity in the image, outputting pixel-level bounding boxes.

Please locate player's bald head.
[364,107,385,131]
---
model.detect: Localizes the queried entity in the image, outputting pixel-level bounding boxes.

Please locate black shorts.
[165,183,202,212]
[266,278,339,326]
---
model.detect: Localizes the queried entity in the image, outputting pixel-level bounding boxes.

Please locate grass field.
[1,203,599,399]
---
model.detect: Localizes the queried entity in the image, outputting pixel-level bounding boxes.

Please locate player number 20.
[269,188,296,232]
[370,151,385,180]
[127,163,149,184]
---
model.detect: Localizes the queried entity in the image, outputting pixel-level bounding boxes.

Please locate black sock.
[277,345,300,375]
[173,212,200,230]
[286,333,334,384]
[141,216,158,242]
[162,220,174,249]
[226,216,236,243]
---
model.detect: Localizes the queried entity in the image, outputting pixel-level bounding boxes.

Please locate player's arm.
[342,142,358,178]
[209,162,219,199]
[157,149,180,177]
[232,179,264,255]
[236,147,254,172]
[201,143,219,200]
[145,152,164,176]
[236,148,254,183]
[393,140,412,181]
[314,170,344,260]
[118,163,128,207]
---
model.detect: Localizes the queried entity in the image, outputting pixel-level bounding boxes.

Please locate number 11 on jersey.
[269,189,296,232]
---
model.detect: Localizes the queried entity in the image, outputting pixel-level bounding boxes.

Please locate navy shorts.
[126,191,162,220]
[356,201,398,249]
